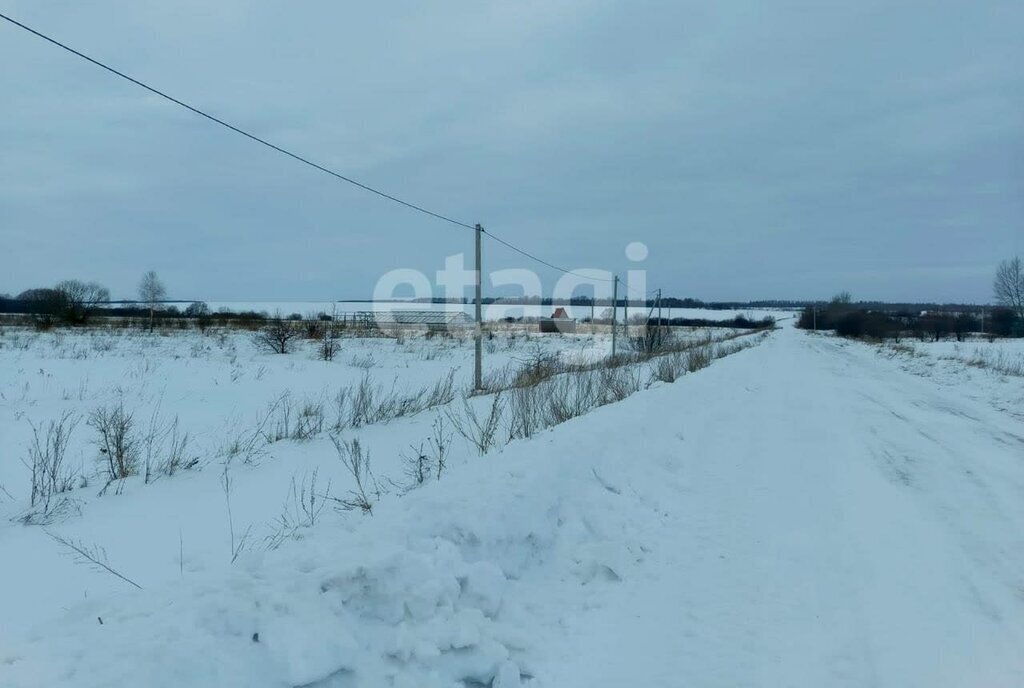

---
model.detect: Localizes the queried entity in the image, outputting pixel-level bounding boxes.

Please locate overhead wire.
[0,11,663,303]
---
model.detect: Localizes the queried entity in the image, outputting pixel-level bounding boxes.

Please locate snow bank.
[0,372,668,687]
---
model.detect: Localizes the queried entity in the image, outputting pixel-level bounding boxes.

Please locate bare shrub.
[22,412,81,522]
[401,442,431,487]
[512,352,564,388]
[161,418,196,475]
[88,402,139,481]
[960,348,1024,377]
[222,400,279,466]
[348,375,375,427]
[330,436,378,514]
[651,352,685,383]
[595,365,641,403]
[446,393,504,456]
[319,330,340,361]
[336,371,456,430]
[481,352,563,394]
[506,384,544,440]
[141,402,168,484]
[134,400,195,479]
[399,415,453,488]
[330,387,351,433]
[424,369,456,407]
[349,353,376,369]
[294,397,326,440]
[263,393,294,443]
[552,370,603,423]
[220,466,253,563]
[253,318,301,354]
[685,345,712,372]
[264,469,331,550]
[260,393,324,444]
[502,362,641,443]
[631,322,673,355]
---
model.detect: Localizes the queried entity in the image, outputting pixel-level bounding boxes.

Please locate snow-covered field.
[898,336,1024,377]
[0,323,751,675]
[3,323,1023,687]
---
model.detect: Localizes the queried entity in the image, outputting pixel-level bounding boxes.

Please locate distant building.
[540,307,576,333]
[375,310,473,333]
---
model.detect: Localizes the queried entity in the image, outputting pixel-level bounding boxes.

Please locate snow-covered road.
[542,326,1024,687]
[3,325,1022,687]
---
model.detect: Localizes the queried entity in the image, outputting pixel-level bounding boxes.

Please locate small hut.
[540,307,576,333]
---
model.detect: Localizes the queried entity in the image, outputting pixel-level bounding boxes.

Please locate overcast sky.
[2,0,1021,303]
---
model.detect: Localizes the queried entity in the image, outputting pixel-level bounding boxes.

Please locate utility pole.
[612,276,619,358]
[624,290,629,344]
[657,288,663,347]
[474,223,483,391]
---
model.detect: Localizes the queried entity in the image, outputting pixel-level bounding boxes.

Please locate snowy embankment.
[4,325,1024,686]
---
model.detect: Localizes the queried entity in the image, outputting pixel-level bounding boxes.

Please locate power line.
[484,229,656,300]
[483,229,614,283]
[0,11,475,231]
[1,11,661,301]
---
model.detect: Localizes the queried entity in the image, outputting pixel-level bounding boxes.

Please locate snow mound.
[2,537,529,687]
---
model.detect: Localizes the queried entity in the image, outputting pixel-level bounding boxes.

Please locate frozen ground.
[2,324,1023,686]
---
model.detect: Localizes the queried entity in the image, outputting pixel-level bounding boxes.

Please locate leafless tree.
[253,318,301,354]
[994,256,1023,319]
[54,279,110,324]
[138,270,167,331]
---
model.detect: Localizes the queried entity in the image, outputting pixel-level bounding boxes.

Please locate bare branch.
[46,530,143,590]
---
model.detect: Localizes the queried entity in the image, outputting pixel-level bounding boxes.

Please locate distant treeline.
[647,315,776,330]
[413,295,994,311]
[797,304,1021,340]
[0,289,271,329]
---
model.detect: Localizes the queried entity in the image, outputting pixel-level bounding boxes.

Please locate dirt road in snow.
[543,325,1024,687]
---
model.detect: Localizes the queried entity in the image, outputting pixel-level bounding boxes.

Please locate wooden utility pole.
[474,223,483,391]
[624,290,629,344]
[612,276,619,358]
[657,288,663,347]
